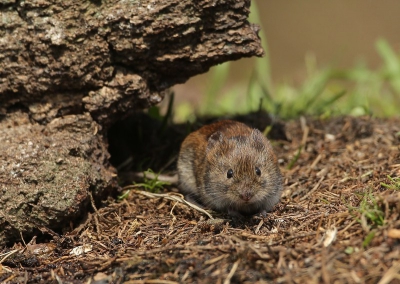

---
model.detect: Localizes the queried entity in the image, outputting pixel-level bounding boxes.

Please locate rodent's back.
[177,120,282,215]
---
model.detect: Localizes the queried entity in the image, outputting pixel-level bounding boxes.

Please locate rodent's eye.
[255,167,261,176]
[227,169,234,179]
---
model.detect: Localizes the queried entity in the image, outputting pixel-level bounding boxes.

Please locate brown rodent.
[177,120,282,215]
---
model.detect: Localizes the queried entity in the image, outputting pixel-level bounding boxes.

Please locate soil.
[1,115,399,284]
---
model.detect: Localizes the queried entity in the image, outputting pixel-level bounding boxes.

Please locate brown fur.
[177,120,282,215]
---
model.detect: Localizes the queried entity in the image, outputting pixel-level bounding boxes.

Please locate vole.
[177,120,283,215]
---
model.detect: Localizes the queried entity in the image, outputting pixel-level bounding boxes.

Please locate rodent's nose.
[240,191,254,202]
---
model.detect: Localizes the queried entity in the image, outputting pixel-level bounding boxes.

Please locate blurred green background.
[171,0,400,121]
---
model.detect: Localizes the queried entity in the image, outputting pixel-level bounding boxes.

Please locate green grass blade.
[376,38,400,93]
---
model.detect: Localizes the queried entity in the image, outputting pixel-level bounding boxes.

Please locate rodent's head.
[202,128,282,215]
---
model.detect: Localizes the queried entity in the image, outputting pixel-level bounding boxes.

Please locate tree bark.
[0,0,263,245]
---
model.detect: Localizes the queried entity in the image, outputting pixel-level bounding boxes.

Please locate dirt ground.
[1,116,399,284]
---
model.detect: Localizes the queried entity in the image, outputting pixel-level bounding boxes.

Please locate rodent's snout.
[239,190,254,202]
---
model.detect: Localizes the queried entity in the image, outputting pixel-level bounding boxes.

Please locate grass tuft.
[349,188,385,230]
[118,169,171,199]
[380,175,400,190]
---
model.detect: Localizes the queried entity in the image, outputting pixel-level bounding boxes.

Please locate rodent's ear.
[251,128,267,149]
[207,131,223,151]
[251,128,265,140]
